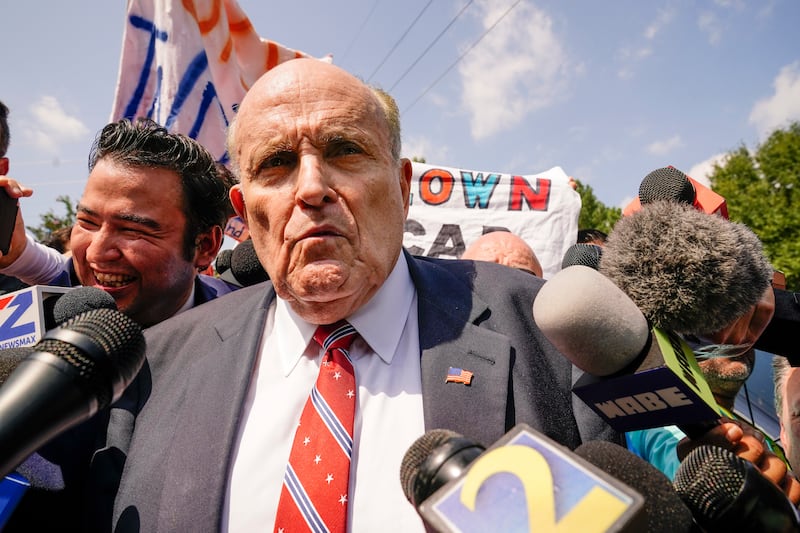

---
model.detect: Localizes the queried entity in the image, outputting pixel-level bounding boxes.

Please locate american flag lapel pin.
[445,367,473,385]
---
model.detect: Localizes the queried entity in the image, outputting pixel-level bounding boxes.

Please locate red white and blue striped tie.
[274,321,358,533]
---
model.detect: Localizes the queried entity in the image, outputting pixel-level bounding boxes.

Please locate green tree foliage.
[709,122,800,290]
[26,195,77,243]
[574,179,621,235]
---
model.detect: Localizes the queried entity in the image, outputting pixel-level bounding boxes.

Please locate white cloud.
[644,7,676,40]
[646,135,684,156]
[458,1,571,140]
[713,0,745,10]
[616,7,674,79]
[697,11,722,45]
[23,96,89,154]
[401,135,451,166]
[749,62,800,139]
[687,153,728,188]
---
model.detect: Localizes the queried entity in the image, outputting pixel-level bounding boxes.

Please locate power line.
[401,0,523,116]
[389,0,474,92]
[340,0,382,63]
[366,0,434,82]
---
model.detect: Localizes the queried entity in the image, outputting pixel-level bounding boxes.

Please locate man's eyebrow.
[78,205,162,231]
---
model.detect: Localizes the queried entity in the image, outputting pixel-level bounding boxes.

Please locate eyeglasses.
[681,335,753,361]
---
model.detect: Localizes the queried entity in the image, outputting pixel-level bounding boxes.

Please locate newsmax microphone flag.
[0,286,71,349]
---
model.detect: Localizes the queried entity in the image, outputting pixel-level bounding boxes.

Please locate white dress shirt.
[224,253,426,532]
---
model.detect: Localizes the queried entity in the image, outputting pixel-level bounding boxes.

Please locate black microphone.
[0,308,145,478]
[400,424,647,532]
[50,286,117,327]
[400,429,486,509]
[624,166,728,218]
[0,347,32,386]
[574,440,694,533]
[674,445,800,532]
[638,167,696,206]
[561,243,603,270]
[215,248,233,275]
[219,239,269,287]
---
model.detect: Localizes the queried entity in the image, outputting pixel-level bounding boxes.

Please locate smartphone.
[0,188,18,255]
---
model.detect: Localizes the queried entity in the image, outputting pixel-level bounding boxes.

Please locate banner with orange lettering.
[405,162,580,279]
[110,0,329,167]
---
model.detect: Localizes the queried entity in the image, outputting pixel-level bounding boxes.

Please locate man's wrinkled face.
[71,160,203,327]
[230,60,411,324]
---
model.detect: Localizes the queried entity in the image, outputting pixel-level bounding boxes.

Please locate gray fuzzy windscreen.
[599,200,772,335]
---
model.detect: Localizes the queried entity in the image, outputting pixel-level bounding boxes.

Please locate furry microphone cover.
[599,200,773,336]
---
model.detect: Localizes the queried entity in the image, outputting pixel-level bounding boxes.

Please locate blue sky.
[2,0,799,231]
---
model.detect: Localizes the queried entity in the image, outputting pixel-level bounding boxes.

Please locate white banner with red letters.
[406,162,580,279]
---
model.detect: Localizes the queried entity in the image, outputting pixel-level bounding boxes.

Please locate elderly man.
[79,59,617,532]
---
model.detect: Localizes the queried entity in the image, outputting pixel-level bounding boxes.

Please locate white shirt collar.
[276,252,415,375]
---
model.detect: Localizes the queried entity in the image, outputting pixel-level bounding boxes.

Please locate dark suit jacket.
[99,254,618,532]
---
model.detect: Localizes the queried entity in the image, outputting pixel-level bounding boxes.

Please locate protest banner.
[406,162,580,279]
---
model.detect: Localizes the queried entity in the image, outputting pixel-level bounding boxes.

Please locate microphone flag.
[0,286,71,349]
[572,328,721,433]
[418,424,645,532]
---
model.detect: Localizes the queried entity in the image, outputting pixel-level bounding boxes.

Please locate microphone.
[623,166,728,218]
[599,199,773,337]
[0,347,32,386]
[50,286,117,326]
[561,243,603,270]
[533,265,721,437]
[638,166,696,206]
[400,429,486,509]
[400,424,646,532]
[219,239,269,287]
[0,286,117,387]
[214,248,233,275]
[573,440,694,533]
[533,265,651,377]
[674,445,800,532]
[0,307,146,478]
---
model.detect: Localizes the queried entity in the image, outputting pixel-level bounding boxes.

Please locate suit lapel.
[406,253,510,447]
[156,286,275,529]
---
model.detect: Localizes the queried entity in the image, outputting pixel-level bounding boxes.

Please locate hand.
[0,177,33,268]
[677,419,800,506]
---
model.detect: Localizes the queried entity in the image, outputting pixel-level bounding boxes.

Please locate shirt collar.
[276,252,415,374]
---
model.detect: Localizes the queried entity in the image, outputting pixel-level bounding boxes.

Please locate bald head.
[227,59,402,175]
[462,232,542,277]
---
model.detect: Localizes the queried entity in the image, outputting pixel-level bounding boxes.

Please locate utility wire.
[366,0,434,82]
[401,0,522,116]
[388,0,474,92]
[340,0,382,63]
